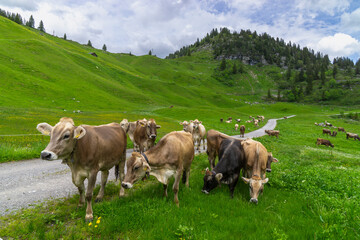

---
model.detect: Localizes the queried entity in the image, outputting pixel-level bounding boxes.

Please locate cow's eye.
[63,134,70,140]
[134,166,140,170]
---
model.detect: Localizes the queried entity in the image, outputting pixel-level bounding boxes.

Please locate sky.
[1,0,360,62]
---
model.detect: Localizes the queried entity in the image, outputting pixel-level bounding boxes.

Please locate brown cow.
[234,124,239,131]
[266,152,279,172]
[241,139,269,204]
[37,117,127,221]
[120,119,138,150]
[338,127,346,132]
[179,120,194,133]
[133,119,161,153]
[316,138,334,147]
[331,131,337,137]
[265,129,280,138]
[322,129,331,135]
[192,120,206,151]
[240,125,245,138]
[122,131,194,205]
[346,132,360,140]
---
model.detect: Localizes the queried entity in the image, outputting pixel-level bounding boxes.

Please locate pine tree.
[28,15,34,28]
[333,65,338,79]
[148,50,152,55]
[320,67,326,85]
[102,44,107,52]
[232,63,237,74]
[267,89,271,99]
[220,59,226,71]
[63,33,67,40]
[87,40,92,47]
[38,20,45,32]
[277,89,281,101]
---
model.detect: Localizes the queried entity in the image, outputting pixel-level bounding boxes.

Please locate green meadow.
[0,15,360,239]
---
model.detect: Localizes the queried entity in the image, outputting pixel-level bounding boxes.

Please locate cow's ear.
[215,173,223,183]
[199,121,202,124]
[242,177,250,184]
[262,178,269,184]
[156,125,161,129]
[37,123,53,136]
[190,120,193,123]
[205,167,211,175]
[273,158,279,163]
[74,126,86,139]
[142,161,151,173]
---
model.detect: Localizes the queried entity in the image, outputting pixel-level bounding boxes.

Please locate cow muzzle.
[121,182,133,189]
[250,198,258,204]
[266,168,272,172]
[150,134,156,139]
[40,151,58,161]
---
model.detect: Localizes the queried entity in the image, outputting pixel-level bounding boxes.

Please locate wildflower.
[95,225,98,228]
[96,219,100,224]
[88,222,92,226]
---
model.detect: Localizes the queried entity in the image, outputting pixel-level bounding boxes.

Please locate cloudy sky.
[1,0,360,62]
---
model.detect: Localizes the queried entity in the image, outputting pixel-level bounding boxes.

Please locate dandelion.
[96,219,100,224]
[88,222,92,226]
[95,225,98,228]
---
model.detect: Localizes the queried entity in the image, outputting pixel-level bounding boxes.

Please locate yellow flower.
[88,222,92,226]
[96,219,100,224]
[98,217,101,220]
[95,225,98,228]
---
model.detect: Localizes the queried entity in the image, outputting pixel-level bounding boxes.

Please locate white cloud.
[295,0,350,16]
[0,0,39,11]
[315,33,360,59]
[341,8,360,33]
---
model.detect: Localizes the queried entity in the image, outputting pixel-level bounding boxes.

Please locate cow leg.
[229,176,239,198]
[119,152,126,197]
[172,171,182,206]
[72,174,86,207]
[85,173,97,221]
[206,149,216,170]
[203,139,206,150]
[95,170,109,202]
[184,167,190,187]
[163,184,168,197]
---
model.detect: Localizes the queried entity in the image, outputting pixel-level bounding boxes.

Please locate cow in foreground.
[37,117,127,221]
[241,139,270,204]
[133,118,161,153]
[346,132,360,140]
[122,131,194,205]
[316,138,334,147]
[265,129,280,138]
[202,138,246,198]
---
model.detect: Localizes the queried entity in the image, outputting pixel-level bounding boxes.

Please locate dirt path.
[0,115,295,215]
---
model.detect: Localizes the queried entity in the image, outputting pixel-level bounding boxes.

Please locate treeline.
[0,8,45,32]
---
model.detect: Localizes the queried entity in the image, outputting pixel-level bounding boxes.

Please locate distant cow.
[257,115,265,122]
[134,119,161,153]
[202,138,246,198]
[179,120,194,133]
[241,139,270,204]
[235,124,239,131]
[254,119,259,127]
[346,132,360,140]
[316,138,334,147]
[227,117,232,121]
[226,120,232,123]
[331,131,337,137]
[120,119,138,150]
[37,117,127,221]
[240,125,245,138]
[220,118,223,123]
[322,129,331,135]
[266,152,278,172]
[236,119,241,123]
[265,129,280,138]
[122,131,194,206]
[192,120,206,151]
[338,127,346,132]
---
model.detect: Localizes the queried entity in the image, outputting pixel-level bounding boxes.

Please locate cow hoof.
[85,215,93,222]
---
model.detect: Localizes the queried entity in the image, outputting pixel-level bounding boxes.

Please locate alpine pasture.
[0,16,360,239]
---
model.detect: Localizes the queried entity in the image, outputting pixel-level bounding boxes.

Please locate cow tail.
[182,170,187,184]
[115,164,119,181]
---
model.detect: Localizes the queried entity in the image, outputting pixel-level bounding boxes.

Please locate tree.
[267,89,272,99]
[148,50,152,55]
[102,44,107,52]
[277,89,281,101]
[27,15,34,28]
[87,40,92,47]
[63,33,67,40]
[220,59,226,71]
[320,67,326,85]
[232,63,237,74]
[38,20,45,32]
[333,65,338,79]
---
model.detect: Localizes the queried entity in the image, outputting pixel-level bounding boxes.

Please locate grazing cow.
[235,124,239,131]
[338,127,346,132]
[236,119,241,123]
[257,115,265,122]
[179,120,194,133]
[331,131,337,137]
[322,129,331,135]
[192,120,206,151]
[265,129,280,138]
[254,119,259,127]
[316,138,334,147]
[246,120,251,123]
[122,131,194,205]
[240,125,245,138]
[120,119,138,150]
[220,118,223,123]
[283,116,288,119]
[241,139,270,204]
[202,139,246,198]
[226,120,232,123]
[37,117,127,221]
[346,132,360,140]
[134,119,161,153]
[266,152,278,172]
[227,117,232,121]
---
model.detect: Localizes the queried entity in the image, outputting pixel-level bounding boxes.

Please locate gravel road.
[0,116,294,215]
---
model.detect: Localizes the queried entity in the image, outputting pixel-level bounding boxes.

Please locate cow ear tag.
[75,133,81,139]
[143,166,148,171]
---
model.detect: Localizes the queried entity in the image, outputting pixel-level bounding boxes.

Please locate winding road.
[0,115,295,215]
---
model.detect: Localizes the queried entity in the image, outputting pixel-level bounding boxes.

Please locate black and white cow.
[201,138,246,198]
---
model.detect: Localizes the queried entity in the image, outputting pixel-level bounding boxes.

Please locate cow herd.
[37,117,279,221]
[315,121,360,148]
